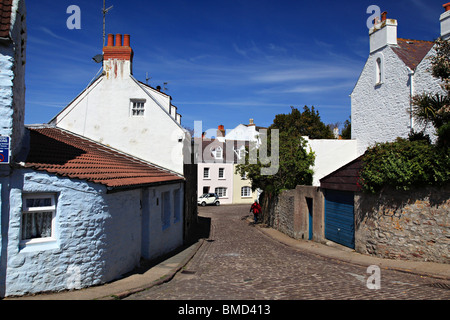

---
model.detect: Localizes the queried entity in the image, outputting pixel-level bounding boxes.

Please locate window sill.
[19,238,58,252]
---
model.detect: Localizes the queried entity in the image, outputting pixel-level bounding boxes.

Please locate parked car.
[198,193,220,206]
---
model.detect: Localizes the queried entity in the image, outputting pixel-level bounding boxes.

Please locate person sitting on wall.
[250,200,261,224]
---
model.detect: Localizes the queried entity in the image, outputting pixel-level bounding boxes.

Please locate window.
[211,146,223,159]
[131,99,145,117]
[174,189,181,223]
[376,58,382,84]
[374,53,384,86]
[215,187,227,198]
[203,167,210,179]
[21,194,56,243]
[161,191,171,230]
[218,168,225,179]
[241,186,252,198]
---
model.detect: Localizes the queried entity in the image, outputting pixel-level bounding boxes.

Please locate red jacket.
[251,202,261,214]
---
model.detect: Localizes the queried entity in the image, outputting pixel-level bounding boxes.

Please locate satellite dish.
[92,54,103,63]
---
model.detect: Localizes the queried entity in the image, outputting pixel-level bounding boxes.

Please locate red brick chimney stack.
[103,33,133,61]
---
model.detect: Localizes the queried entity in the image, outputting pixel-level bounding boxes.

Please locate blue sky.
[25,0,445,133]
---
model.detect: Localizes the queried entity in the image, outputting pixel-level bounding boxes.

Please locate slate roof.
[0,0,12,38]
[23,127,184,190]
[196,138,250,164]
[392,38,435,70]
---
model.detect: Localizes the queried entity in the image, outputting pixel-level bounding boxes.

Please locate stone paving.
[127,205,450,300]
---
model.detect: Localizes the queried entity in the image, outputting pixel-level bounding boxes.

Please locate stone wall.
[355,186,450,264]
[271,189,296,239]
[264,186,324,242]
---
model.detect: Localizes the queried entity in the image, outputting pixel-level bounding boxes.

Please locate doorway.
[306,197,313,240]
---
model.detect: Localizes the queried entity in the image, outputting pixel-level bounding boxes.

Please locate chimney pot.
[381,11,387,22]
[107,34,114,47]
[123,34,131,47]
[115,34,122,47]
[444,2,450,11]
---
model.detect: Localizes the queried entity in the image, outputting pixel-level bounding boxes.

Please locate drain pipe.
[408,67,415,132]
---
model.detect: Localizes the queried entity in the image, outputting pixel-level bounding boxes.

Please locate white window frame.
[218,168,225,179]
[215,187,227,198]
[21,193,57,245]
[130,99,146,117]
[241,186,252,198]
[211,146,223,159]
[203,167,210,179]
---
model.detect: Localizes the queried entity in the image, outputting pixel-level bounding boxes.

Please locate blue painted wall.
[4,169,142,297]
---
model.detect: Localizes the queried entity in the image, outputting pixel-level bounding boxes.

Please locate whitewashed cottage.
[49,32,198,243]
[351,6,450,155]
[0,0,190,297]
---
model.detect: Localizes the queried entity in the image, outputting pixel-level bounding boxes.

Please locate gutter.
[106,178,185,194]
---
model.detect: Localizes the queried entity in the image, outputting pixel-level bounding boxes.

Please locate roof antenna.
[102,0,114,47]
[146,72,151,85]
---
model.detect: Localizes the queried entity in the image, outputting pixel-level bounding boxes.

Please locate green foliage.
[236,106,321,195]
[341,116,352,140]
[272,106,334,139]
[359,138,449,193]
[412,37,450,148]
[236,132,315,195]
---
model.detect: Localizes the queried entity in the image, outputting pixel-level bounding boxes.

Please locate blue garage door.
[325,190,355,249]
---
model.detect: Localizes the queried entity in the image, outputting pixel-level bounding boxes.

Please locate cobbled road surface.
[126,205,450,300]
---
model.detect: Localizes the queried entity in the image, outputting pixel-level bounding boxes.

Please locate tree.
[412,38,450,147]
[236,106,324,195]
[341,116,352,140]
[272,106,334,139]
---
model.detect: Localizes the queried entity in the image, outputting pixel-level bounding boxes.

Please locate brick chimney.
[103,33,134,78]
[217,125,225,138]
[369,12,398,53]
[441,3,450,39]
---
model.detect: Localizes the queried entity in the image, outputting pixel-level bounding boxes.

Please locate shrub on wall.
[359,138,449,193]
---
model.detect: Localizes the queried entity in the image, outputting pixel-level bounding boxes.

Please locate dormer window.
[211,146,223,159]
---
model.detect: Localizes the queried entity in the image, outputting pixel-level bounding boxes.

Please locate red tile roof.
[24,127,184,190]
[0,0,12,38]
[392,38,435,70]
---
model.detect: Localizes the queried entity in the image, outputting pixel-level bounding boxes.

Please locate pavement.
[5,219,449,300]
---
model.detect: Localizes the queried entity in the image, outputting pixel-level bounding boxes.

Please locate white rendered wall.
[53,72,187,175]
[197,163,234,205]
[351,46,412,155]
[304,138,358,187]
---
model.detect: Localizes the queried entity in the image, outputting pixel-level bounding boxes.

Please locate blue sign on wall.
[0,136,11,164]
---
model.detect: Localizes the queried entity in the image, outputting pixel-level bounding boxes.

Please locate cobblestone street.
[127,205,450,300]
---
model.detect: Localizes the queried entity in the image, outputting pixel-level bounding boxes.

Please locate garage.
[324,190,355,249]
[320,156,362,250]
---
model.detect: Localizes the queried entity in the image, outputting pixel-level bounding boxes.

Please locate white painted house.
[50,33,191,176]
[49,32,198,243]
[351,7,449,155]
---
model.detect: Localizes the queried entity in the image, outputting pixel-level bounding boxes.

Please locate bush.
[359,138,449,193]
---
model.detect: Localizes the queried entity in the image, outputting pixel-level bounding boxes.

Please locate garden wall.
[355,186,450,264]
